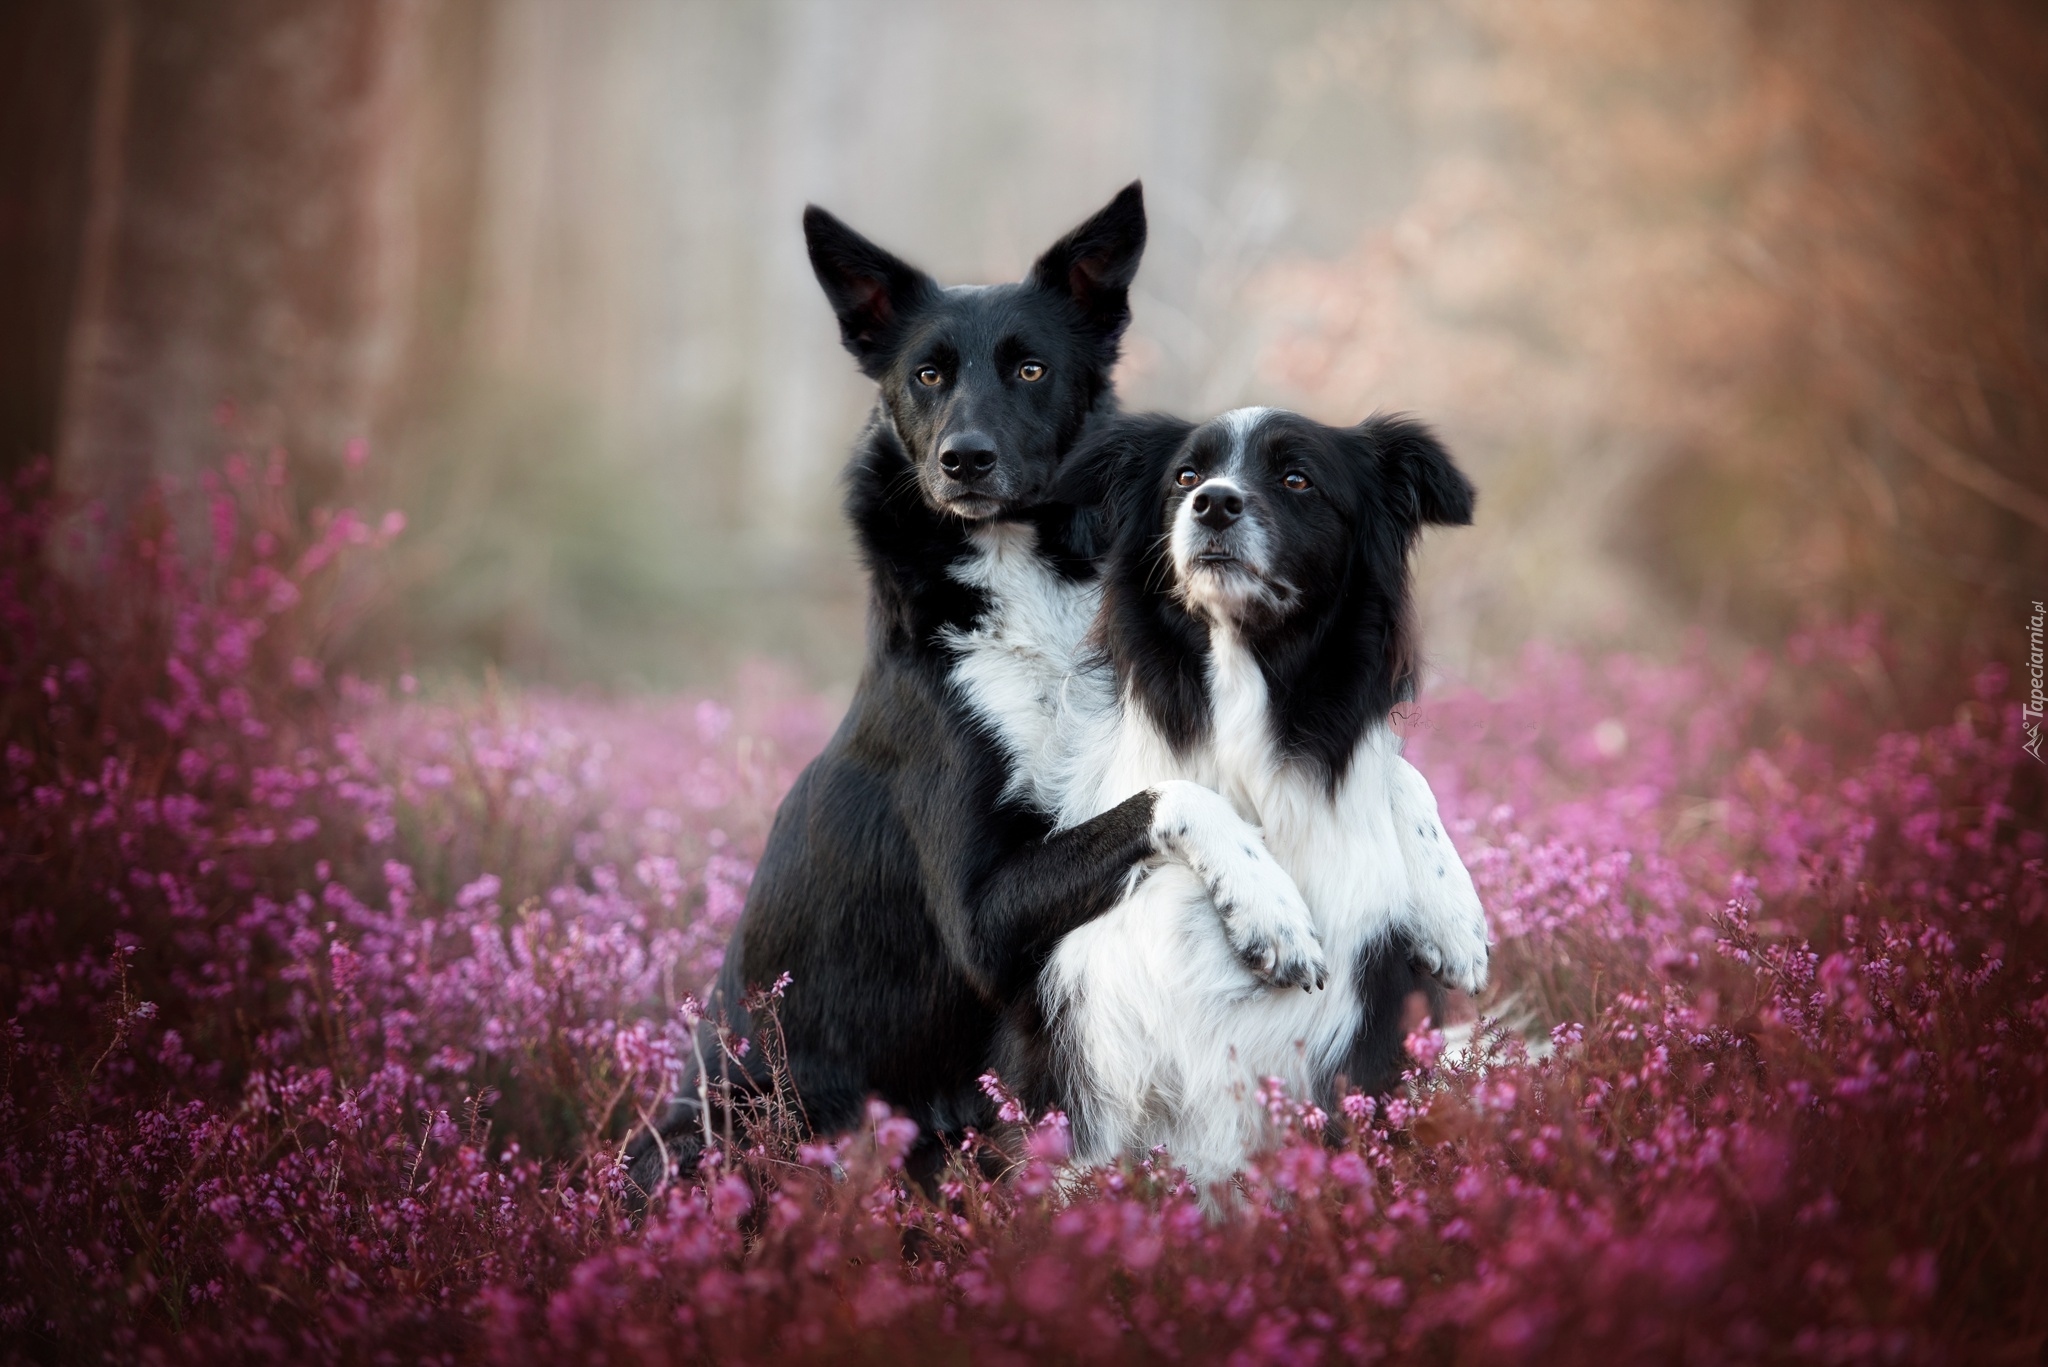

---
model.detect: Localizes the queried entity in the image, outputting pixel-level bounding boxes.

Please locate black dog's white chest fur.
[941,522,1108,814]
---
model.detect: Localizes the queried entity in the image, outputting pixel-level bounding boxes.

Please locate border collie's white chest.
[1070,626,1414,928]
[1043,629,1464,1188]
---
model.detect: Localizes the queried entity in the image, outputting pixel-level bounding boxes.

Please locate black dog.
[626,186,1322,1199]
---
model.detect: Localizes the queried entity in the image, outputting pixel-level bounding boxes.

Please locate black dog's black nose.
[1191,484,1245,529]
[938,433,998,481]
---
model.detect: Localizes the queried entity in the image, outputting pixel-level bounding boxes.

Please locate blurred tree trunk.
[743,0,866,551]
[42,0,487,523]
[0,0,105,473]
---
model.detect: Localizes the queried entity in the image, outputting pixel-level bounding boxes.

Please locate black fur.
[1337,939,1444,1102]
[624,185,1155,1201]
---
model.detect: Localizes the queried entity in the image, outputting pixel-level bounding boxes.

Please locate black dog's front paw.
[621,1098,708,1214]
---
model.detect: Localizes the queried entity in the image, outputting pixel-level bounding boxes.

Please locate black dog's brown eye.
[1175,468,1200,489]
[916,366,944,387]
[1017,360,1046,382]
[1283,471,1312,491]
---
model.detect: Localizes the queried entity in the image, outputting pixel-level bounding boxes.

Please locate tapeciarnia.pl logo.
[2026,600,2045,763]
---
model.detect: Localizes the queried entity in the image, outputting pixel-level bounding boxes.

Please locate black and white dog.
[991,407,1491,1193]
[625,187,1323,1198]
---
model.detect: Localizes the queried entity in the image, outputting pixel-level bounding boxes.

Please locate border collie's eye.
[1175,468,1200,489]
[1017,360,1046,382]
[915,366,944,387]
[1283,471,1313,492]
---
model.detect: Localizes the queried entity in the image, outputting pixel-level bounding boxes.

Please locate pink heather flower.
[798,1139,842,1169]
[694,700,733,743]
[873,1115,920,1161]
[979,1071,1030,1124]
[456,873,502,909]
[1016,1257,1073,1315]
[1889,1250,1939,1305]
[1025,1114,1071,1163]
[1405,1027,1446,1071]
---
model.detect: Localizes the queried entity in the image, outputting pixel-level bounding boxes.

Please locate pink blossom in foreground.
[1,460,2042,1363]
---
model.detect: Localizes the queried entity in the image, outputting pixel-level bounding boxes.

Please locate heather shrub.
[2,460,2041,1363]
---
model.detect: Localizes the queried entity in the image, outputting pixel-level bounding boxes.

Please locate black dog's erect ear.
[1361,416,1475,528]
[803,205,938,372]
[1028,181,1147,346]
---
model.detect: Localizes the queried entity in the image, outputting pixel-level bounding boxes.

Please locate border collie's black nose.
[1191,484,1244,529]
[938,433,998,482]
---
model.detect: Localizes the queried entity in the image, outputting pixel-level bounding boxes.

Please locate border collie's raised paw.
[1389,756,1492,996]
[1227,895,1329,993]
[1410,919,1490,997]
[1148,780,1328,991]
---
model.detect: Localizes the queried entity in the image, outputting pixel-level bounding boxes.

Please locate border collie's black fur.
[624,185,1296,1199]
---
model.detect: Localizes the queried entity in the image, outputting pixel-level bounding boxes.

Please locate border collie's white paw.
[1148,780,1328,991]
[1411,912,1491,996]
[1388,757,1492,996]
[1222,883,1328,992]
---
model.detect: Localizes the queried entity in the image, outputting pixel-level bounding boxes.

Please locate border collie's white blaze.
[1023,405,1490,1195]
[1170,408,1289,623]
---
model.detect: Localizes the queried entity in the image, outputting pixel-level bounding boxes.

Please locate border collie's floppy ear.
[1029,182,1147,347]
[803,205,938,375]
[1053,412,1193,547]
[1362,415,1475,528]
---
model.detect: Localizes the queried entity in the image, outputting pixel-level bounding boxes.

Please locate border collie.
[625,189,1323,1199]
[995,406,1491,1194]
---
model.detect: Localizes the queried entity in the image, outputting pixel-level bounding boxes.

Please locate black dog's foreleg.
[620,1004,769,1212]
[934,791,1161,1002]
[621,1094,712,1210]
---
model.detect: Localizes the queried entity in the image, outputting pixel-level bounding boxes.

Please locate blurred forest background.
[4,0,2044,705]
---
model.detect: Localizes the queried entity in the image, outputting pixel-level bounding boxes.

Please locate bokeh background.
[6,0,2044,704]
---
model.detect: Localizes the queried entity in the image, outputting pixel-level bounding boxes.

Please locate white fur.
[1169,410,1294,623]
[1221,405,1277,444]
[942,524,1324,988]
[1387,755,1490,995]
[940,522,1104,813]
[1171,476,1292,622]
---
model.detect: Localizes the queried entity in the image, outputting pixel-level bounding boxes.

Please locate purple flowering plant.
[1,455,2042,1364]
